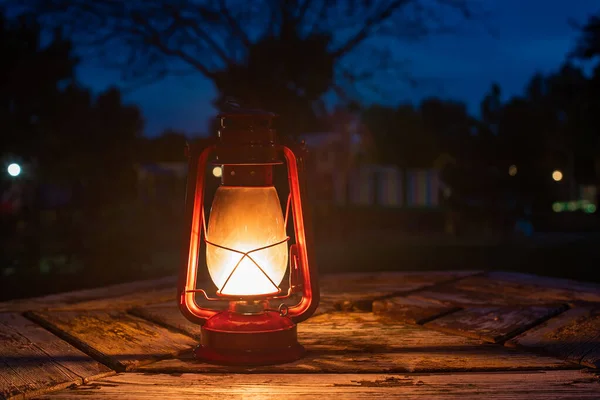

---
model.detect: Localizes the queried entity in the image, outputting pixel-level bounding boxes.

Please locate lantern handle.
[282,145,320,323]
[178,144,220,325]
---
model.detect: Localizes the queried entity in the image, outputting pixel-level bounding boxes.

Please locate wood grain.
[317,271,480,313]
[453,273,600,305]
[372,296,460,325]
[485,272,600,303]
[129,305,202,340]
[0,313,82,400]
[320,271,480,295]
[409,286,544,307]
[55,288,177,311]
[136,312,572,374]
[507,306,600,368]
[0,313,113,382]
[26,310,197,372]
[39,371,600,399]
[0,276,177,313]
[0,371,23,400]
[424,305,568,343]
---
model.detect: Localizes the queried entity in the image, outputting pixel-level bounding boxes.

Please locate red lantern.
[178,109,319,365]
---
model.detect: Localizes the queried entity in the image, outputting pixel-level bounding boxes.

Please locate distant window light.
[508,165,517,176]
[552,170,563,182]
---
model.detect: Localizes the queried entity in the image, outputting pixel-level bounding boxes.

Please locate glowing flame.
[206,186,288,296]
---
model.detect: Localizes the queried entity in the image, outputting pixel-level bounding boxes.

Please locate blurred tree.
[362,104,434,168]
[41,85,144,207]
[419,97,474,159]
[362,99,477,169]
[0,11,77,277]
[491,63,598,210]
[572,13,600,204]
[139,130,189,163]
[37,83,146,284]
[473,83,503,171]
[0,10,145,285]
[17,0,479,136]
[572,13,600,61]
[0,12,77,161]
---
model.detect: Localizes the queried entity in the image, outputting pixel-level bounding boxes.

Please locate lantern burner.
[194,303,304,366]
[230,300,268,315]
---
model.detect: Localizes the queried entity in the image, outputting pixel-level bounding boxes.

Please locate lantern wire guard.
[178,108,319,366]
[186,193,294,300]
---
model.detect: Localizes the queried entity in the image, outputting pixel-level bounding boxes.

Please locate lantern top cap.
[217,108,277,118]
[217,108,278,129]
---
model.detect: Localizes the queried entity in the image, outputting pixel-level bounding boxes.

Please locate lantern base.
[194,310,304,366]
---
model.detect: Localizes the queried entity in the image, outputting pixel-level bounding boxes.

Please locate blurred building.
[301,110,443,209]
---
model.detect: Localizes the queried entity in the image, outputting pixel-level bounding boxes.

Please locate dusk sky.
[77,0,599,138]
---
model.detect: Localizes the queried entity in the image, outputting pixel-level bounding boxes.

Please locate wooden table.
[1,270,600,399]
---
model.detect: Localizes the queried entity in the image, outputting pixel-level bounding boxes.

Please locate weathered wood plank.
[129,305,203,340]
[453,273,600,305]
[320,270,480,295]
[0,276,177,313]
[317,271,481,313]
[0,313,82,400]
[424,305,568,343]
[26,310,197,372]
[136,312,572,374]
[0,313,113,384]
[54,288,177,311]
[39,371,600,399]
[0,367,25,400]
[372,296,460,325]
[486,272,600,303]
[409,285,546,307]
[507,306,600,368]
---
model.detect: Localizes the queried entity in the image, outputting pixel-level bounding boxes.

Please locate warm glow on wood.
[206,186,288,296]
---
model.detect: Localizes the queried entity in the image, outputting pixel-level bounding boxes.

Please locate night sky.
[77,0,599,137]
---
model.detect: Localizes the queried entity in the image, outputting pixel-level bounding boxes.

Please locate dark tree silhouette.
[16,0,479,135]
[572,13,600,60]
[0,12,77,160]
[0,10,147,293]
[362,104,433,168]
[139,130,189,163]
[40,84,143,206]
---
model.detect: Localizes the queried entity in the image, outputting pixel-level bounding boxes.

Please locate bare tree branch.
[331,0,411,59]
[13,0,482,121]
[217,0,252,48]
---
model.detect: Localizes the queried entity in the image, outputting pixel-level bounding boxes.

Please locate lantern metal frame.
[178,109,319,366]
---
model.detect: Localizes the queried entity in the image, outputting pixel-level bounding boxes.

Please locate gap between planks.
[23,310,196,373]
[0,312,115,400]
